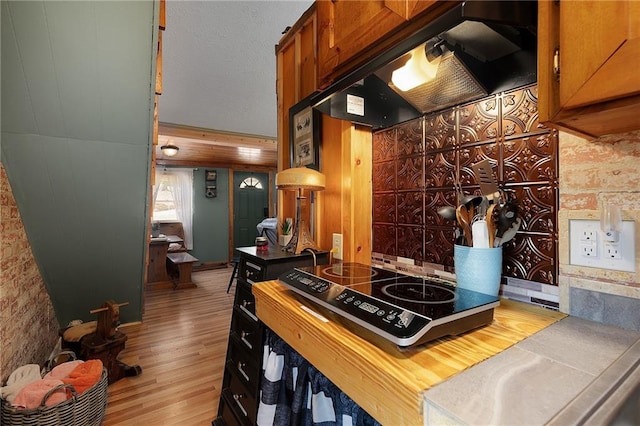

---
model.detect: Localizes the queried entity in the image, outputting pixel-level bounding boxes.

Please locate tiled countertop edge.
[547,338,640,425]
[422,319,640,425]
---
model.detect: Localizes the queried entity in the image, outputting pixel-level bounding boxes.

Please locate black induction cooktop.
[278,262,500,348]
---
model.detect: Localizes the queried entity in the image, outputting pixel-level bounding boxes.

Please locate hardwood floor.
[103,267,236,425]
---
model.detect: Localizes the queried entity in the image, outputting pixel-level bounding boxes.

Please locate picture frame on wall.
[289,99,321,170]
[205,170,217,181]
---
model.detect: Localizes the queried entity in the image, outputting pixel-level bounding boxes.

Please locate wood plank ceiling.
[157,123,277,171]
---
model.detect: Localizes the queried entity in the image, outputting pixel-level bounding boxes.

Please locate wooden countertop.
[253,280,566,425]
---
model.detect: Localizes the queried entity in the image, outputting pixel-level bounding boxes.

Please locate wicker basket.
[1,368,108,426]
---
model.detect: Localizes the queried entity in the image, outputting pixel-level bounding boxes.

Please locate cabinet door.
[560,1,640,108]
[317,1,450,88]
[538,1,640,137]
[317,1,407,86]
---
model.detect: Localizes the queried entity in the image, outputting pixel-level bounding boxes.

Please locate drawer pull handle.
[237,361,249,381]
[239,304,258,322]
[233,393,248,417]
[240,331,253,349]
[241,299,253,308]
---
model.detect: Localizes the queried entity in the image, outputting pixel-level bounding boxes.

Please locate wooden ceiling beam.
[156,158,275,172]
[158,122,277,150]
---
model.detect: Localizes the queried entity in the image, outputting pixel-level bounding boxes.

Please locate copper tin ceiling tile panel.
[372,84,558,286]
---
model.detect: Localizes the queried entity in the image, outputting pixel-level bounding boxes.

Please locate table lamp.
[276,167,326,254]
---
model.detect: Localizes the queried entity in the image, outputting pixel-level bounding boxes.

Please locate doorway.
[233,171,269,248]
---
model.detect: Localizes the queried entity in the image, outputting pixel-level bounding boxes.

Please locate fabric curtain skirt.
[257,329,380,426]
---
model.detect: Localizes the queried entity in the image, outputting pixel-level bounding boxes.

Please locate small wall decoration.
[289,97,321,170]
[205,169,217,198]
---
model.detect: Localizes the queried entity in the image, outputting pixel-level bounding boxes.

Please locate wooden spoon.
[456,204,472,246]
[486,203,497,248]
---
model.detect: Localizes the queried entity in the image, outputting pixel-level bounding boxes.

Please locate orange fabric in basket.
[43,360,84,380]
[61,359,103,394]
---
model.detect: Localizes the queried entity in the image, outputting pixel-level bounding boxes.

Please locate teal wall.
[1,1,157,326]
[192,168,230,263]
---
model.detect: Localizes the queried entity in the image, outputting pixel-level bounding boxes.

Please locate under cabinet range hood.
[312,1,538,130]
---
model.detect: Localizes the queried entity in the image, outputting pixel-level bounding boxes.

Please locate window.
[153,173,179,221]
[152,169,194,249]
[239,177,263,189]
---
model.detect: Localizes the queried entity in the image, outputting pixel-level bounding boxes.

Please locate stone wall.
[0,164,59,382]
[558,130,640,330]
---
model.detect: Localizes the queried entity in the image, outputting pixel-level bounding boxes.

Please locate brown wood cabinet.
[538,1,640,138]
[316,0,453,88]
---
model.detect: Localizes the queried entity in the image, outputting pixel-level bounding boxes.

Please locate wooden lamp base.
[283,219,321,254]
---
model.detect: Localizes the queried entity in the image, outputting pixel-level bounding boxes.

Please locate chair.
[227,257,240,293]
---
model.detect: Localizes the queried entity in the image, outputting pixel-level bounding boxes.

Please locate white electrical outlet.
[332,233,343,260]
[604,243,622,259]
[569,219,635,272]
[581,243,597,257]
[580,229,597,242]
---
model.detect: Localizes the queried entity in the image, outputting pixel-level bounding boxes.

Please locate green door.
[233,171,269,248]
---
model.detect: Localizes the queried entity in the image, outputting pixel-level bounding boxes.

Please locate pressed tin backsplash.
[372,84,559,300]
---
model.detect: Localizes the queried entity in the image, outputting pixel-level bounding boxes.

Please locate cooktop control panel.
[278,268,431,344]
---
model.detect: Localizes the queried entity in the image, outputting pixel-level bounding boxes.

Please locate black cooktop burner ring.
[380,282,458,304]
[320,265,380,280]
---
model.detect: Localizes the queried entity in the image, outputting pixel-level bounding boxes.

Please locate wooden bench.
[166,252,199,289]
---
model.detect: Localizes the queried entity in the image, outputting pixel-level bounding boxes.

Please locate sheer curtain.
[153,168,194,249]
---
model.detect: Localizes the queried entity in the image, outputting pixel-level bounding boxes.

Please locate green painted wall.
[1,1,157,326]
[192,168,230,263]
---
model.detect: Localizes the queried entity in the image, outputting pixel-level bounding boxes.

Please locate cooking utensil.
[462,194,484,221]
[456,204,472,246]
[494,201,520,246]
[471,159,501,203]
[472,219,490,248]
[495,217,522,247]
[496,201,519,235]
[437,206,457,221]
[461,194,484,208]
[486,203,498,248]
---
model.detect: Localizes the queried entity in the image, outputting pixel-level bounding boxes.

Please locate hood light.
[391,44,442,92]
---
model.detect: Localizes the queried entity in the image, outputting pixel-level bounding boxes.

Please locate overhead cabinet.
[316,0,456,88]
[538,1,640,138]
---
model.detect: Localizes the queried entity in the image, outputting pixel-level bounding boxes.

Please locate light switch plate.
[569,219,635,272]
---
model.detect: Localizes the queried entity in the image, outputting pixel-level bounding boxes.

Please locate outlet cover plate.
[332,233,343,260]
[569,219,635,272]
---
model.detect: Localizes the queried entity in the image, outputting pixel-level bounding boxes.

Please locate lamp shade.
[160,144,179,157]
[276,167,325,191]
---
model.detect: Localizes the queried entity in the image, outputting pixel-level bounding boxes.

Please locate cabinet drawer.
[222,366,258,426]
[214,396,238,426]
[234,280,258,321]
[230,306,263,355]
[240,260,264,283]
[227,335,262,394]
